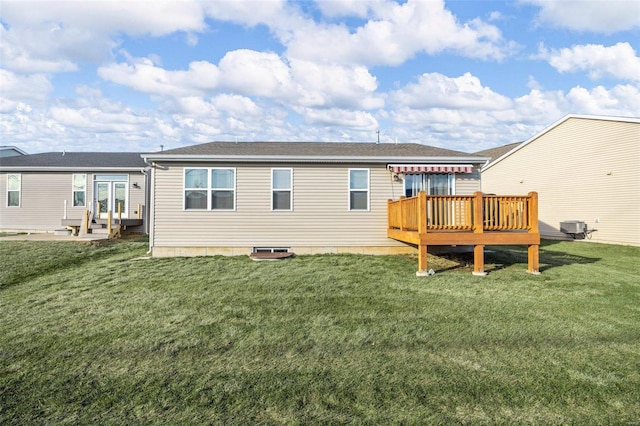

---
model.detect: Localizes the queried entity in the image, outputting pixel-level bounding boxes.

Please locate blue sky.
[1,0,639,154]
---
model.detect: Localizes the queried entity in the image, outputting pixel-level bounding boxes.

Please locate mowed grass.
[1,238,639,424]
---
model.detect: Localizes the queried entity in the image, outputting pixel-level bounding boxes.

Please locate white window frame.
[271,168,293,211]
[211,167,236,211]
[348,168,370,211]
[183,167,236,211]
[6,173,21,207]
[183,168,210,210]
[72,174,87,207]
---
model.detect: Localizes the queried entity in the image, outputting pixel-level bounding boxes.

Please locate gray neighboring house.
[0,152,148,233]
[474,142,521,163]
[0,146,27,158]
[142,141,488,257]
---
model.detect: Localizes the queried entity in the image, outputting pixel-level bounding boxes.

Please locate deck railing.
[388,191,537,232]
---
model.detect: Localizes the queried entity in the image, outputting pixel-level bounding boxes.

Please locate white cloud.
[314,0,388,18]
[0,24,81,73]
[538,42,640,81]
[391,72,512,110]
[295,107,379,129]
[163,96,221,118]
[1,0,206,36]
[527,75,542,90]
[523,0,640,33]
[0,69,53,104]
[385,72,640,152]
[49,106,154,133]
[98,58,220,97]
[488,11,503,22]
[217,50,292,98]
[289,59,383,109]
[565,84,640,116]
[203,0,286,27]
[284,0,518,65]
[0,86,184,151]
[0,0,207,73]
[98,50,383,112]
[212,94,262,117]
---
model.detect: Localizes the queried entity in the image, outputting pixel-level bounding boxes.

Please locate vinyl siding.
[0,171,146,231]
[455,169,482,195]
[482,117,640,246]
[151,163,481,249]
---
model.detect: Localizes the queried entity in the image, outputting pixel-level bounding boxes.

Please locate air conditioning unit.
[560,220,586,235]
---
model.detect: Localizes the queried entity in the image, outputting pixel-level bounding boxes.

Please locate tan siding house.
[481,115,640,246]
[144,142,487,257]
[0,152,148,233]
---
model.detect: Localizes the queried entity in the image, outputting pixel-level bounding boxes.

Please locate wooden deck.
[388,191,540,275]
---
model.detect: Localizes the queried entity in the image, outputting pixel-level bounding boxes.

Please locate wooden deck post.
[527,191,540,275]
[416,191,430,276]
[107,210,112,236]
[472,191,487,276]
[399,196,406,231]
[80,209,90,236]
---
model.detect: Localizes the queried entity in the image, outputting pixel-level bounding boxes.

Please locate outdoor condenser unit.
[560,220,586,235]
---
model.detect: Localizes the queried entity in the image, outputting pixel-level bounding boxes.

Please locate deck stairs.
[74,210,122,240]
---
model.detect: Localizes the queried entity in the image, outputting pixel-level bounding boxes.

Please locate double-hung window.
[211,168,235,210]
[7,173,21,207]
[72,174,86,207]
[184,168,208,209]
[349,169,369,211]
[184,168,235,210]
[272,168,292,211]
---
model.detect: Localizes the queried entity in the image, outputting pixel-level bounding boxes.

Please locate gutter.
[0,166,146,172]
[140,154,490,164]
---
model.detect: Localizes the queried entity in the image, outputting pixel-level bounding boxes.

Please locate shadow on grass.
[430,240,600,274]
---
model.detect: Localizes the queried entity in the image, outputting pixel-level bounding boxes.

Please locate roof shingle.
[0,152,147,169]
[155,141,475,159]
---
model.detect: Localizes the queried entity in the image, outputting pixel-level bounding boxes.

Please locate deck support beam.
[416,191,429,275]
[417,244,428,276]
[528,245,540,274]
[527,191,540,275]
[472,192,486,276]
[472,245,487,276]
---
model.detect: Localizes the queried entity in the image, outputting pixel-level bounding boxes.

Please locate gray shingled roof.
[0,152,147,169]
[474,142,522,162]
[150,141,480,160]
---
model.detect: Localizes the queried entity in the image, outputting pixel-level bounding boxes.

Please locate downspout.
[142,156,155,255]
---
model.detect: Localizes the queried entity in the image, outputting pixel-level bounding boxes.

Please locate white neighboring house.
[480,114,640,246]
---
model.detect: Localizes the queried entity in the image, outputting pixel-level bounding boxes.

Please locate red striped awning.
[387,164,474,174]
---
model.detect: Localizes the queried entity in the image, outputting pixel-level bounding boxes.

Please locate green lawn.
[1,238,639,424]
